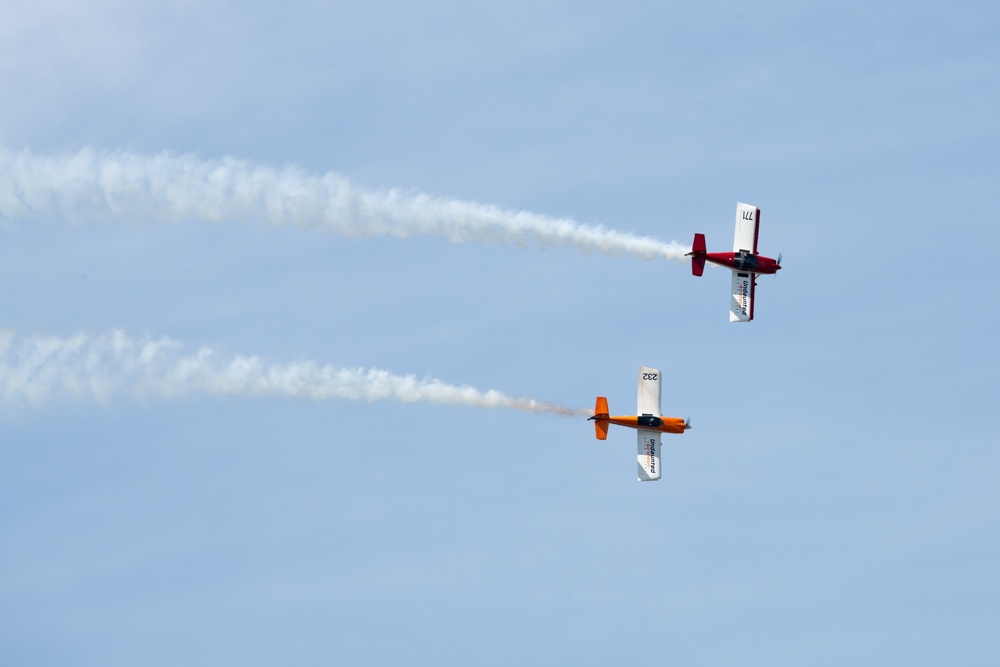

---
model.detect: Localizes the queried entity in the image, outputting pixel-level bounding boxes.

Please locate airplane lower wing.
[730,271,755,322]
[637,430,661,481]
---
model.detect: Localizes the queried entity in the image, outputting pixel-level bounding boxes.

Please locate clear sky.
[1,2,998,665]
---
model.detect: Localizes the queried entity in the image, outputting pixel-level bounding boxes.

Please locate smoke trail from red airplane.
[0,146,689,261]
[0,329,590,416]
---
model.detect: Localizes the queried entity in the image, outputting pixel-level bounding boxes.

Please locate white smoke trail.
[0,329,589,416]
[0,145,690,261]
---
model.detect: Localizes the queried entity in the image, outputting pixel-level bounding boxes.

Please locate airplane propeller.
[777,252,782,266]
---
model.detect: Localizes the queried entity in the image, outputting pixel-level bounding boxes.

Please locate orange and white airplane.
[589,366,690,481]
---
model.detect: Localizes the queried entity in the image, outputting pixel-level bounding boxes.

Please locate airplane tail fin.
[687,233,706,276]
[589,396,610,440]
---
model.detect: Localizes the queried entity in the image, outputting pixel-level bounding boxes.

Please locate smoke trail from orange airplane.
[0,329,589,416]
[0,146,689,261]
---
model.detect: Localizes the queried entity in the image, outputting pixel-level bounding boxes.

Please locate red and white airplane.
[589,366,689,482]
[686,202,781,322]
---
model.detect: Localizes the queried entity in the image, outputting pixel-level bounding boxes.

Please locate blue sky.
[1,2,998,665]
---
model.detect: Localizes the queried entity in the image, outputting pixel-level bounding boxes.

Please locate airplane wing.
[733,202,759,253]
[637,366,661,417]
[730,271,755,322]
[637,430,662,481]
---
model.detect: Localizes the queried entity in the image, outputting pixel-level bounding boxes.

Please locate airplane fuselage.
[598,414,688,435]
[701,251,781,275]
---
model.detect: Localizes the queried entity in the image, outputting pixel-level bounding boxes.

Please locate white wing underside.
[730,203,759,322]
[637,365,661,417]
[733,202,759,253]
[637,430,662,481]
[730,271,754,322]
[636,367,663,481]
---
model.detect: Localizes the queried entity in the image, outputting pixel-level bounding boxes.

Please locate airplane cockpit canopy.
[733,250,758,272]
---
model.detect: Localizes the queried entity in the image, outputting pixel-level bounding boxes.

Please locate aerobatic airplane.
[686,202,781,322]
[589,366,689,482]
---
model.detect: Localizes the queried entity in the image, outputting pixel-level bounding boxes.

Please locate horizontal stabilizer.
[691,233,706,254]
[593,396,609,417]
[687,233,706,275]
[591,396,610,440]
